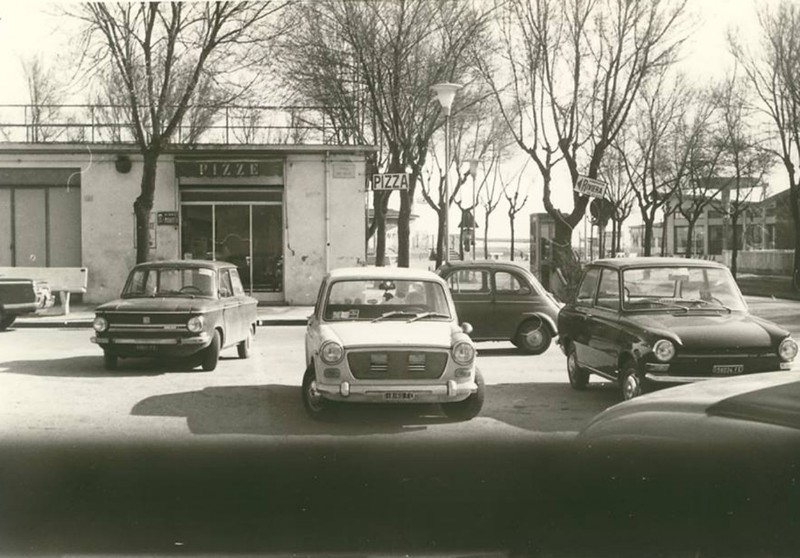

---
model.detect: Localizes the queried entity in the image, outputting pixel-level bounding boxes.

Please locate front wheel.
[302,365,335,420]
[442,369,485,421]
[201,330,221,371]
[0,311,16,331]
[620,364,647,401]
[237,327,253,359]
[515,319,552,355]
[566,343,589,390]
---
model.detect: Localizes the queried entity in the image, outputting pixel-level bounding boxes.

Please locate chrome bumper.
[91,333,210,346]
[316,379,477,402]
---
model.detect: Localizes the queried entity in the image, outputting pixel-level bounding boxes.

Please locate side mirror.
[461,322,473,335]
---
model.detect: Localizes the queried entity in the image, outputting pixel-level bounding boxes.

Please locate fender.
[520,311,558,336]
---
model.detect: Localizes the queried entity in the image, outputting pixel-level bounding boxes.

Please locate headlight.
[187,316,205,333]
[779,337,798,362]
[320,341,344,365]
[92,316,108,333]
[653,339,676,362]
[452,341,475,365]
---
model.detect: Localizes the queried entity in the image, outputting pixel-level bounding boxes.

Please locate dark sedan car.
[91,260,258,371]
[558,257,798,400]
[437,260,562,354]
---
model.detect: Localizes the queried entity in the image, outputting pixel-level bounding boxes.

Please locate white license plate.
[384,392,415,401]
[135,344,157,351]
[712,364,744,375]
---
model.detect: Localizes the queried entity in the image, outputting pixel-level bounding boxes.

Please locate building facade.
[0,144,374,305]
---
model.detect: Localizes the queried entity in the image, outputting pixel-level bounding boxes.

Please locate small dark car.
[558,257,798,400]
[437,260,561,354]
[91,260,258,371]
[0,277,40,330]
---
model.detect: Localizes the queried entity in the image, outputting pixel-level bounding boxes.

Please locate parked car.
[91,260,258,371]
[0,277,40,330]
[303,266,483,420]
[557,257,798,400]
[578,371,800,447]
[437,260,561,354]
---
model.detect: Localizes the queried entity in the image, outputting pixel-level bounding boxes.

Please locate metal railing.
[0,103,361,146]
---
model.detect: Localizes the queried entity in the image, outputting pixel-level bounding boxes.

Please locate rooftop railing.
[0,103,362,146]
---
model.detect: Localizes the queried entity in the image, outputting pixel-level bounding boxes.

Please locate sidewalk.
[14,304,313,328]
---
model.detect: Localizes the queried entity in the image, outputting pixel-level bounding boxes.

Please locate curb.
[13,318,307,329]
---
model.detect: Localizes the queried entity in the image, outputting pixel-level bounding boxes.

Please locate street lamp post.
[468,158,480,260]
[431,82,462,264]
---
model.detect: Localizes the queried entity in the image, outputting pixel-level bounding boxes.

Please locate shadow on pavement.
[0,355,209,377]
[130,381,620,436]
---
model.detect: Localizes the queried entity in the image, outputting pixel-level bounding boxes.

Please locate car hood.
[96,297,214,314]
[579,372,800,443]
[623,312,785,348]
[321,321,464,349]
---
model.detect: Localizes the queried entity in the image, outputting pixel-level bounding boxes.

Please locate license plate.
[384,392,415,401]
[135,344,157,351]
[712,364,743,375]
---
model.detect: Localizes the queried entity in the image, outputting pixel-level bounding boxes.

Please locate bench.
[0,267,88,315]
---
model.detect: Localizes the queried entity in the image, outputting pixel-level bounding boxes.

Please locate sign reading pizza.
[574,174,607,198]
[371,173,410,191]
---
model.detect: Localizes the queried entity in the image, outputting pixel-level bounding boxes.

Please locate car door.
[560,267,601,365]
[229,268,255,340]
[218,269,242,345]
[586,268,622,377]
[492,269,533,340]
[444,268,492,338]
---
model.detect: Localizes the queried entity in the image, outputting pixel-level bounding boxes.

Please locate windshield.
[322,278,452,321]
[122,266,216,298]
[622,266,746,312]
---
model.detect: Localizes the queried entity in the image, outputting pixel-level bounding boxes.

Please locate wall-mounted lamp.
[115,154,132,174]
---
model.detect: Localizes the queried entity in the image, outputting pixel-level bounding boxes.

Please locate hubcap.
[306,379,324,411]
[525,328,545,349]
[567,353,577,380]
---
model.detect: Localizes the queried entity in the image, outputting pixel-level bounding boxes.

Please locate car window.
[622,266,747,311]
[229,268,246,296]
[219,270,234,298]
[446,270,490,294]
[323,279,451,320]
[494,271,531,295]
[123,267,215,297]
[595,269,620,310]
[575,268,601,306]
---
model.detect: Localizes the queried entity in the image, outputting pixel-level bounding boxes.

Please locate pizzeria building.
[0,144,375,305]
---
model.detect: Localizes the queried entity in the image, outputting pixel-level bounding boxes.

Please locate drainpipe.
[325,151,331,272]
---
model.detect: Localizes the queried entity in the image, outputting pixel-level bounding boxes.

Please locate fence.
[0,103,360,145]
[723,249,794,275]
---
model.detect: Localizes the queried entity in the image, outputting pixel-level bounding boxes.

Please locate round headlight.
[187,316,205,333]
[320,341,344,365]
[452,341,476,365]
[653,339,676,362]
[92,316,108,333]
[779,337,798,362]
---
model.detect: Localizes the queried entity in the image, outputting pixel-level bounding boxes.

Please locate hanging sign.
[575,174,607,198]
[371,173,410,191]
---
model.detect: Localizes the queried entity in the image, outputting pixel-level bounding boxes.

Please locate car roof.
[132,259,234,271]
[326,266,446,282]
[437,259,531,272]
[587,257,728,270]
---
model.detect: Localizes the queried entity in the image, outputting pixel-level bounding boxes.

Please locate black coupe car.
[558,257,798,400]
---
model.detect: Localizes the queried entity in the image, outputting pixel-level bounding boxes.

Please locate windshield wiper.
[371,310,419,322]
[408,312,450,323]
[675,298,733,313]
[632,299,689,313]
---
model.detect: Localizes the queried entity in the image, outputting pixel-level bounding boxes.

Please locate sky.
[0,0,789,243]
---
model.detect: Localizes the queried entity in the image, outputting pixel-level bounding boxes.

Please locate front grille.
[107,312,189,326]
[347,350,448,380]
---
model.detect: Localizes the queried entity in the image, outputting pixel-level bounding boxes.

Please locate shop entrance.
[180,188,283,301]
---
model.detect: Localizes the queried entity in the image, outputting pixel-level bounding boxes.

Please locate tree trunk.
[397,189,411,268]
[435,205,446,269]
[791,183,800,290]
[730,214,739,278]
[483,213,490,259]
[509,215,515,261]
[660,211,670,256]
[685,221,694,258]
[642,219,653,257]
[134,150,159,263]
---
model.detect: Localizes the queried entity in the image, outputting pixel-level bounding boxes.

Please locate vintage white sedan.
[303,267,484,420]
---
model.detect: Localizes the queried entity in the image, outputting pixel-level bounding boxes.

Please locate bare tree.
[478,0,689,292]
[500,163,530,262]
[279,0,491,267]
[21,55,67,142]
[731,2,800,288]
[72,2,288,263]
[600,148,636,255]
[713,72,775,277]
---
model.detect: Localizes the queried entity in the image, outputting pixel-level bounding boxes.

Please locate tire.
[302,365,335,420]
[442,368,485,421]
[0,311,16,331]
[620,364,647,401]
[566,343,589,390]
[515,319,552,355]
[103,351,118,371]
[237,327,253,359]
[201,330,221,371]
